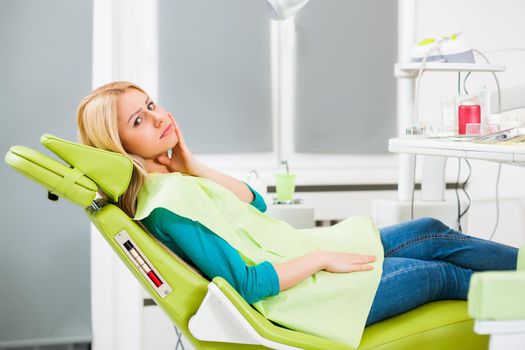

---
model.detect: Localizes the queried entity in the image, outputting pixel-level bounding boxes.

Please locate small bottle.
[488,114,501,134]
[458,105,481,135]
[478,85,491,126]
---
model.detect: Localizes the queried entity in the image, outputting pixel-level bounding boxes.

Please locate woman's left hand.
[156,113,201,175]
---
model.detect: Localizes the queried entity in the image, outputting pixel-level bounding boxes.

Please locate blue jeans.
[365,217,519,326]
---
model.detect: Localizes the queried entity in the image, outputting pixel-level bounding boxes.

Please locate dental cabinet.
[373,14,506,228]
[371,1,507,229]
[373,63,505,229]
[394,61,504,203]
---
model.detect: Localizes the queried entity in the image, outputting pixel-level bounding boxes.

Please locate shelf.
[389,137,525,164]
[395,62,506,78]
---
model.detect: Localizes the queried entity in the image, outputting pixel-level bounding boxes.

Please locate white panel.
[294,0,397,154]
[158,0,273,155]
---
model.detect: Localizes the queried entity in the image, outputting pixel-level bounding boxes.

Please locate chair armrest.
[468,271,525,320]
[211,277,353,350]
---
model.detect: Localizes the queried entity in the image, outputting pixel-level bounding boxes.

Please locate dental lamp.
[265,0,310,20]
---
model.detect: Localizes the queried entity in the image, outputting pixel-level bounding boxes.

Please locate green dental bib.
[134,172,384,347]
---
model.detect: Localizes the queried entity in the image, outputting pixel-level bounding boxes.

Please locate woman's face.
[117,88,178,160]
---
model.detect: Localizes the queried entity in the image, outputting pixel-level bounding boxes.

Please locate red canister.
[458,105,481,135]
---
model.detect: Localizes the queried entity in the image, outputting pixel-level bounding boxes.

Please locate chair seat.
[212,277,488,350]
[359,300,488,350]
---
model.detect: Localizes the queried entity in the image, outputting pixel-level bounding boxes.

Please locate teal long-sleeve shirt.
[140,183,280,304]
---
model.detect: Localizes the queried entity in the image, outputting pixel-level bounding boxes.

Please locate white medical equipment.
[410,31,475,63]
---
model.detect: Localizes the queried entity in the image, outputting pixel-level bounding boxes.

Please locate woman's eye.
[147,102,155,111]
[133,116,143,126]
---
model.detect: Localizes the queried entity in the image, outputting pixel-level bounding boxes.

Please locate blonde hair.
[77,81,148,217]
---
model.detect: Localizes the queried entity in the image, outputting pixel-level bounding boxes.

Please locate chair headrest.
[41,134,133,202]
[5,145,99,207]
[4,134,133,207]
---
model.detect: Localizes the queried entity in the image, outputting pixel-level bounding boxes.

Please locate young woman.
[77,81,520,340]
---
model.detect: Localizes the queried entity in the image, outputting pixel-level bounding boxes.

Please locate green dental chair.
[4,134,492,350]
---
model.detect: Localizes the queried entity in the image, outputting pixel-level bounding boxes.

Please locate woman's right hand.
[320,251,376,273]
[273,250,376,292]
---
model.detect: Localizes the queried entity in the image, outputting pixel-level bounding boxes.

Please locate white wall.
[417,0,525,122]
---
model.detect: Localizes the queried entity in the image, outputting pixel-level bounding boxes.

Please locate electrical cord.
[480,49,525,112]
[454,72,464,231]
[489,163,502,241]
[457,71,462,95]
[414,54,432,125]
[459,159,472,222]
[454,72,474,229]
[454,158,472,233]
[472,49,502,112]
[414,38,450,124]
[455,158,462,231]
[463,71,471,95]
[410,45,503,231]
[411,39,450,219]
[472,49,503,240]
[451,51,500,234]
[410,156,417,220]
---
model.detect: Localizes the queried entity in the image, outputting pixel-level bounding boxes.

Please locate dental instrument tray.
[474,127,525,144]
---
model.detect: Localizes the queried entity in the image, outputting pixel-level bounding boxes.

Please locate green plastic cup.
[275,174,296,201]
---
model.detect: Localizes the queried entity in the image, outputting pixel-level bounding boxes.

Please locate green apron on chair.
[134,172,384,348]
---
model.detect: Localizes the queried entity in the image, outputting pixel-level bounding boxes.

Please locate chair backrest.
[4,134,210,347]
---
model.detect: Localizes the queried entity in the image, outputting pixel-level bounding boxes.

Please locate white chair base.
[475,320,525,350]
